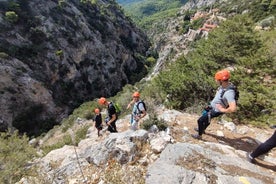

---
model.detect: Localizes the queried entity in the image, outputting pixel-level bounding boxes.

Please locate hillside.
[140,0,276,126]
[116,0,144,6]
[15,108,276,183]
[1,0,276,183]
[117,0,189,30]
[0,0,150,136]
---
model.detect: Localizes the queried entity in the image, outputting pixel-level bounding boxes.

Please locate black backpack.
[136,100,147,113]
[220,84,239,103]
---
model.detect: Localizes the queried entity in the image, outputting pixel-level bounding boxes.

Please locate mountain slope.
[16,108,276,184]
[0,0,150,136]
[117,0,189,30]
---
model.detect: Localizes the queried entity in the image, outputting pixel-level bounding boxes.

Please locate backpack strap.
[220,84,236,107]
[108,102,117,118]
[108,102,113,109]
[220,85,234,98]
[136,101,145,114]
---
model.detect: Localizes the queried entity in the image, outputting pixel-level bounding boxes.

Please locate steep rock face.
[0,0,150,135]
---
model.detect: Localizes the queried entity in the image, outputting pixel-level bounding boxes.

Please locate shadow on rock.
[254,159,276,171]
[205,133,259,152]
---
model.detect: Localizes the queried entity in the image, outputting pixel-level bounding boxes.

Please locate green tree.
[154,55,217,110]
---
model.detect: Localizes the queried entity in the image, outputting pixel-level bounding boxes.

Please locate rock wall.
[0,0,150,134]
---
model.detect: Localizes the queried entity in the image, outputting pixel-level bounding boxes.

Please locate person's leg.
[251,131,276,158]
[110,121,118,132]
[209,110,223,124]
[192,110,222,139]
[192,114,208,139]
[198,110,222,134]
[107,126,113,132]
[198,114,208,135]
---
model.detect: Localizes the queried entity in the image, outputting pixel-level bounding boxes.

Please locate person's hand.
[204,105,212,111]
[134,116,140,121]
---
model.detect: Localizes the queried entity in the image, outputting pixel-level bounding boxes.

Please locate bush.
[0,130,37,183]
[5,11,18,23]
[146,56,156,67]
[75,125,90,144]
[41,133,72,155]
[0,52,9,59]
[141,114,168,131]
[190,17,205,30]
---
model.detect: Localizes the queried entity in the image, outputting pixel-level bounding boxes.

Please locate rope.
[68,129,86,183]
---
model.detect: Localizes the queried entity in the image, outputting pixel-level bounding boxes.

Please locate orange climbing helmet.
[98,97,106,105]
[215,69,230,81]
[94,108,100,114]
[132,91,140,98]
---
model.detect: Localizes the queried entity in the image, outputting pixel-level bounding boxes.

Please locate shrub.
[75,125,90,144]
[141,114,168,131]
[41,133,72,155]
[55,50,63,57]
[5,11,18,23]
[190,17,205,30]
[146,56,156,67]
[0,130,37,183]
[0,52,9,59]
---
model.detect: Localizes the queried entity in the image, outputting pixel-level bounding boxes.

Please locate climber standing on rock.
[192,69,237,139]
[93,108,103,137]
[98,97,118,133]
[127,92,147,130]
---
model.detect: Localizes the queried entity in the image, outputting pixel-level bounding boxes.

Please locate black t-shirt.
[108,102,117,121]
[94,114,102,128]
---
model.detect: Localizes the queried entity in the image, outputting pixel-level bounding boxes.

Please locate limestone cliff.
[0,0,150,135]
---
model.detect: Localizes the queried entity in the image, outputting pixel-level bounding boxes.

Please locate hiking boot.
[270,125,276,129]
[194,127,205,134]
[246,152,255,163]
[191,134,202,140]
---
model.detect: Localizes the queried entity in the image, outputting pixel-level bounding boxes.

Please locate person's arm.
[127,99,135,109]
[216,101,237,113]
[139,110,147,119]
[136,103,147,120]
[107,114,116,125]
[135,110,146,121]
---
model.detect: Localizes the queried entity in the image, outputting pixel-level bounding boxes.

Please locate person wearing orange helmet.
[192,69,237,139]
[127,92,147,130]
[98,97,118,133]
[94,108,102,137]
